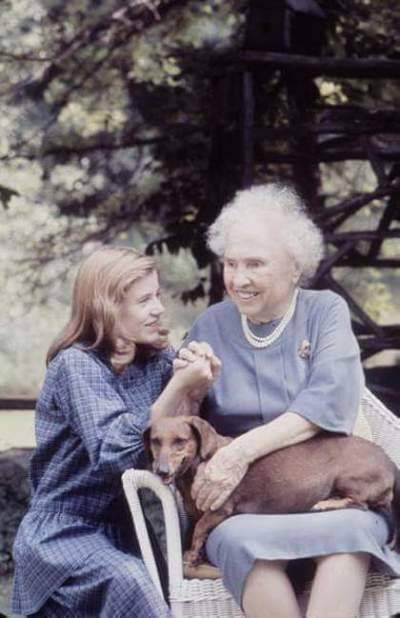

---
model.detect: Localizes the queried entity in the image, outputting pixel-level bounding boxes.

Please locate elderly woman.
[171,184,400,618]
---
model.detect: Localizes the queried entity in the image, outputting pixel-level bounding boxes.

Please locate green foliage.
[0,0,248,315]
[1,0,400,391]
[1,0,398,288]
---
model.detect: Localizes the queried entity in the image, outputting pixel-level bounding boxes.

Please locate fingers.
[173,358,188,371]
[188,340,214,359]
[192,464,206,495]
[178,348,198,363]
[179,341,214,360]
[179,341,222,373]
[209,355,222,377]
[172,349,213,378]
[192,478,209,510]
[192,464,226,511]
[204,489,231,512]
[174,356,213,392]
[191,449,246,512]
[197,488,223,512]
[190,342,222,377]
[193,479,231,512]
[210,355,222,369]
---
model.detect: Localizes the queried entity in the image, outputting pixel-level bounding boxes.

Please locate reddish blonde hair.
[47,246,157,365]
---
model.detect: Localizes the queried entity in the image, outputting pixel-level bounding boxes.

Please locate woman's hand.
[174,341,221,401]
[152,354,214,422]
[173,355,213,393]
[191,443,248,512]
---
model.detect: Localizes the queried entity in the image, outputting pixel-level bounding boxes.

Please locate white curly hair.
[207,183,324,286]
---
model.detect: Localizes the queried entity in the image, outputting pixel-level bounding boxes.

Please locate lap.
[206,508,390,561]
[205,509,392,607]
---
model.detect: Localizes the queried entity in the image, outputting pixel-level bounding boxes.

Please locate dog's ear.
[143,426,153,464]
[186,416,220,460]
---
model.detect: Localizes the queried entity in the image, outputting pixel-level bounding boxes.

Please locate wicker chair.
[122,389,400,617]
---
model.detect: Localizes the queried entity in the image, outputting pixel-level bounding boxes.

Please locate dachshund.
[145,415,400,566]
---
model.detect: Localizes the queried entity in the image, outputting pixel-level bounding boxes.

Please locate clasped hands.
[174,341,249,512]
[173,340,220,402]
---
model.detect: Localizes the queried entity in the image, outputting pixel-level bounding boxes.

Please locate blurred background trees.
[1,0,400,402]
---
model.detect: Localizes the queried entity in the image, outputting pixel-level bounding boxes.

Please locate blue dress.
[184,289,400,606]
[11,345,173,617]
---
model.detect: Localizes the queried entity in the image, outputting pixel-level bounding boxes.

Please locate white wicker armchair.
[122,389,400,618]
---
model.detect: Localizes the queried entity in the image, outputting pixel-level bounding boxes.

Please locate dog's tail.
[391,466,400,551]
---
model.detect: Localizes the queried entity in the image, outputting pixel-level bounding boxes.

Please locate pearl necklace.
[240,289,299,348]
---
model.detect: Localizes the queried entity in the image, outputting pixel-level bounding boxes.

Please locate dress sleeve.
[159,346,174,388]
[289,295,364,434]
[181,315,212,349]
[54,351,148,475]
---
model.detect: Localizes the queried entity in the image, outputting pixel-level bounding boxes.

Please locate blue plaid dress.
[11,345,173,617]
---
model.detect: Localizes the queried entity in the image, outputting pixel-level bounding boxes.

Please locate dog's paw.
[183,561,222,580]
[183,549,201,567]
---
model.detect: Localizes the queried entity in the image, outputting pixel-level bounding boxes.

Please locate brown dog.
[145,415,400,566]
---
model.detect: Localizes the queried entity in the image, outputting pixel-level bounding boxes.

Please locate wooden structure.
[206,0,400,407]
[0,398,36,410]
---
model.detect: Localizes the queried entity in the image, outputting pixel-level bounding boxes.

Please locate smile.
[235,291,259,300]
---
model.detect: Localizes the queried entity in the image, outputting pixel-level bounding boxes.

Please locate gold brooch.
[298,339,311,359]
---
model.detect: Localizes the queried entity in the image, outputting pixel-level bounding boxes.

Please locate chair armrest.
[122,469,184,597]
[362,388,400,466]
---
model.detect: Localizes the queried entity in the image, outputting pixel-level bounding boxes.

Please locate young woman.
[11,246,212,617]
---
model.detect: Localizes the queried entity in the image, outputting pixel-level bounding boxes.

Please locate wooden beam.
[241,71,255,188]
[368,186,400,258]
[325,230,400,242]
[313,240,355,280]
[358,338,400,351]
[324,275,385,338]
[254,149,400,163]
[0,398,36,410]
[354,324,400,337]
[315,187,395,224]
[255,122,400,138]
[225,52,400,79]
[335,258,400,268]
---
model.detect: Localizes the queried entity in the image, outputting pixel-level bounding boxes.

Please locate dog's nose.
[156,462,170,479]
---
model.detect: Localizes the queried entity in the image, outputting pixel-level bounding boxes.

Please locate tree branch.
[11,0,189,100]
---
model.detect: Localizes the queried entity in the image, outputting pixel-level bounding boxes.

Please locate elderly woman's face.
[223,219,298,323]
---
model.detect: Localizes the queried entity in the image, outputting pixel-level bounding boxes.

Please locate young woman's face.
[115,270,165,345]
[223,219,298,323]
